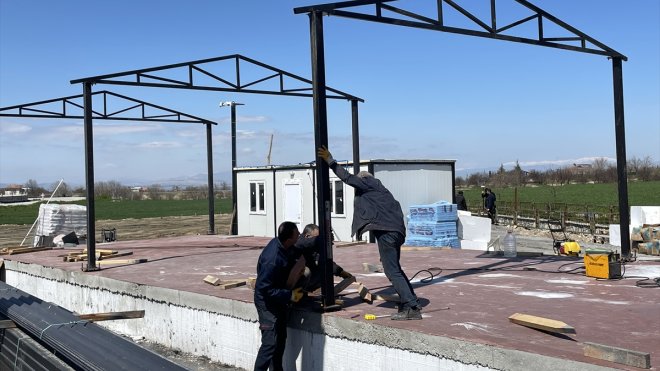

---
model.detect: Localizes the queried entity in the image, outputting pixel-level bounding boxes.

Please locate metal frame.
[65,54,362,273]
[295,0,631,308]
[0,91,218,270]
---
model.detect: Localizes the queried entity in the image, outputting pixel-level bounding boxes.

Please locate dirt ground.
[0,214,232,249]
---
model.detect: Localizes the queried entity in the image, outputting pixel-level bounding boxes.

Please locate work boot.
[391,306,422,320]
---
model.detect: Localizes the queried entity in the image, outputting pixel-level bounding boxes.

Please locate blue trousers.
[373,230,419,309]
[254,306,287,371]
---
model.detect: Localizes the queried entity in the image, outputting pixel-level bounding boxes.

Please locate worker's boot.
[391,306,422,320]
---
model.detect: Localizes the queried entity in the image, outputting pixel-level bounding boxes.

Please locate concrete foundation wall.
[3,261,616,371]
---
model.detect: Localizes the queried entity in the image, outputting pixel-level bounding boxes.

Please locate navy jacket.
[254,237,292,310]
[485,193,497,211]
[330,161,406,239]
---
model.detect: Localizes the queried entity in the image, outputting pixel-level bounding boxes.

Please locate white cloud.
[0,122,32,134]
[218,115,269,125]
[136,141,182,149]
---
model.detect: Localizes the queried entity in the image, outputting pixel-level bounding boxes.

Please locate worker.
[317,146,422,320]
[484,188,497,225]
[253,221,304,371]
[291,223,354,293]
[455,190,468,211]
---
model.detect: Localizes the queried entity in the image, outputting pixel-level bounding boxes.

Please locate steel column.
[309,10,336,309]
[231,104,238,235]
[206,123,215,234]
[82,82,98,271]
[612,57,630,258]
[351,99,360,177]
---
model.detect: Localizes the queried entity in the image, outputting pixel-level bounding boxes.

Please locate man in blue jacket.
[254,221,303,371]
[317,146,422,320]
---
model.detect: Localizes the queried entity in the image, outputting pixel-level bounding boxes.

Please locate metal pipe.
[83,82,98,271]
[231,104,238,235]
[206,123,215,234]
[351,99,360,176]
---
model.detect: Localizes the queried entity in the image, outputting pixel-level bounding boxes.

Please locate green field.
[0,199,232,225]
[461,181,660,209]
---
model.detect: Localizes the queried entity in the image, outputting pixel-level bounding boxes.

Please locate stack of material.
[0,281,184,371]
[633,224,660,256]
[405,201,459,248]
[34,204,87,246]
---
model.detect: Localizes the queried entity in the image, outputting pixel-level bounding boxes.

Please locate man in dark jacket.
[317,146,422,320]
[455,190,468,211]
[254,221,303,371]
[484,188,497,225]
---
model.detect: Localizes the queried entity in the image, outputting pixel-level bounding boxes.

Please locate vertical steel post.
[612,57,630,258]
[351,99,360,176]
[309,10,336,309]
[231,104,238,235]
[82,82,98,271]
[206,123,215,235]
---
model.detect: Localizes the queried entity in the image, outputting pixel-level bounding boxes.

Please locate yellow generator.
[584,249,622,279]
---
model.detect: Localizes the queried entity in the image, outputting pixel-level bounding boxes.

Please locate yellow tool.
[584,249,622,279]
[364,314,390,320]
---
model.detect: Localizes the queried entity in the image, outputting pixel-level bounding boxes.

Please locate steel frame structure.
[295,0,630,308]
[0,91,218,270]
[64,54,362,272]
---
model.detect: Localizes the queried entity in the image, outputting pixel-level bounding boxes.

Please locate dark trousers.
[254,306,287,371]
[373,230,419,309]
[488,208,497,224]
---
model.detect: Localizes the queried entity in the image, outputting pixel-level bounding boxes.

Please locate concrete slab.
[2,234,658,370]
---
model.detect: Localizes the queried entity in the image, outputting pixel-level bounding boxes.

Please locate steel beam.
[612,57,630,258]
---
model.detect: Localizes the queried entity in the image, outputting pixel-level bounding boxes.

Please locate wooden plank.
[247,277,257,290]
[583,342,651,369]
[335,241,367,248]
[508,313,576,334]
[0,319,16,329]
[334,276,356,296]
[203,275,222,286]
[8,247,53,255]
[99,251,133,260]
[78,310,145,322]
[219,280,246,290]
[373,293,400,302]
[357,283,372,303]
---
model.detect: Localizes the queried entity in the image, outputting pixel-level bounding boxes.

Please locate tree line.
[22,180,232,201]
[456,156,659,188]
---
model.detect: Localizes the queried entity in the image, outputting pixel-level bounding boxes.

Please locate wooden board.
[97,258,148,265]
[286,256,306,289]
[8,247,53,255]
[357,283,373,303]
[203,275,222,286]
[219,280,246,290]
[362,263,382,273]
[373,293,400,302]
[583,342,651,369]
[508,313,576,334]
[334,276,356,296]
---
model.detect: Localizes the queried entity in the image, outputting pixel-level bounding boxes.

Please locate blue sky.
[1,0,658,186]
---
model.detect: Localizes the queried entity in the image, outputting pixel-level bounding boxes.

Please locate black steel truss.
[71,54,364,102]
[294,0,627,60]
[0,90,217,125]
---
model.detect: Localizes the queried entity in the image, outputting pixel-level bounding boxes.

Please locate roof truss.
[0,90,217,125]
[294,0,626,60]
[71,54,364,102]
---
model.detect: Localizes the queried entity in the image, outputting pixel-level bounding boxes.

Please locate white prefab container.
[34,204,87,246]
[235,159,456,242]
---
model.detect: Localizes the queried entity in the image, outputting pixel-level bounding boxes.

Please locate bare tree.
[24,179,46,197]
[592,157,611,183]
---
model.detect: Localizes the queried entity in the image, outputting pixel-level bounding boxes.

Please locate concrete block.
[459,240,489,251]
[609,224,621,247]
[631,206,660,227]
[583,342,651,369]
[457,214,491,242]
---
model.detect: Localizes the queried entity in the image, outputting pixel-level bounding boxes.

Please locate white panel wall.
[236,170,274,237]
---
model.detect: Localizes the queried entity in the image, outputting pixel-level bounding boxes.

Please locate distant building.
[235,159,456,242]
[570,163,592,176]
[0,184,29,203]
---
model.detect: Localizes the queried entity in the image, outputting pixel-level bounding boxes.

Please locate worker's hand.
[338,270,353,279]
[317,146,334,164]
[291,287,304,303]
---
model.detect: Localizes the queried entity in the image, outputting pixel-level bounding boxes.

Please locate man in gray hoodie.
[317,146,421,320]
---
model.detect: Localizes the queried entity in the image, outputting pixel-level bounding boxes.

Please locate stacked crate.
[405,201,459,248]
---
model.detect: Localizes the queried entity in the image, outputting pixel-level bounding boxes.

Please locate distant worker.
[455,190,467,211]
[291,224,354,293]
[253,221,303,371]
[317,146,422,321]
[484,188,497,225]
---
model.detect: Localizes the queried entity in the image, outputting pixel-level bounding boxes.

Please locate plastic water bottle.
[502,229,517,258]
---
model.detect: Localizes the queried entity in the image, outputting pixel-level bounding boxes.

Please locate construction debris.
[203,275,222,286]
[3,246,53,255]
[61,249,133,262]
[202,275,248,289]
[333,276,356,296]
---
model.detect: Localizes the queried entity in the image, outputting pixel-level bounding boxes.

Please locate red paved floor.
[4,235,659,370]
